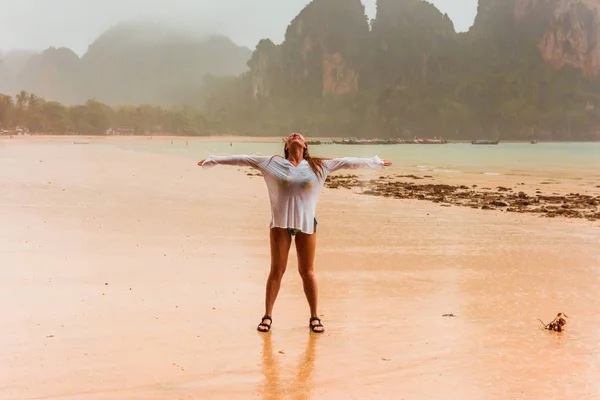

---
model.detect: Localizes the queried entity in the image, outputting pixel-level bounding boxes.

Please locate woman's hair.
[284,144,325,178]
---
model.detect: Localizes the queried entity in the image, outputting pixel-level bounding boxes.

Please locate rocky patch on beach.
[324,174,600,222]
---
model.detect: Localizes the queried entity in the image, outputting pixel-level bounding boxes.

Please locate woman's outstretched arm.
[198,155,271,170]
[323,156,391,174]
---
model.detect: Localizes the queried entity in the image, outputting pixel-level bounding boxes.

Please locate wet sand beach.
[1,138,599,399]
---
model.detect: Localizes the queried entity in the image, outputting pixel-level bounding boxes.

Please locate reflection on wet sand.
[260,333,318,400]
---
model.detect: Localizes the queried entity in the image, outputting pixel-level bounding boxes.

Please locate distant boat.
[332,138,447,145]
[307,140,322,145]
[413,138,447,144]
[73,141,90,145]
[471,140,500,145]
[332,139,396,145]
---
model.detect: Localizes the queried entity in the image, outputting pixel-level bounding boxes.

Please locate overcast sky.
[0,0,478,55]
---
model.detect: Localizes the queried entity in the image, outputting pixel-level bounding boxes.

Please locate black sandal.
[257,316,272,332]
[309,317,324,333]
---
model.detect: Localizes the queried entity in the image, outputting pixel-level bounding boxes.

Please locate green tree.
[41,101,70,133]
[0,94,14,128]
[85,100,114,135]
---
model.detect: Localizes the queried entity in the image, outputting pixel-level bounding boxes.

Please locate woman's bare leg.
[295,232,323,332]
[258,228,292,331]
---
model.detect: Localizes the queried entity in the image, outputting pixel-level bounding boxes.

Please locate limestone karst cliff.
[475,0,600,77]
[534,0,600,77]
[249,0,600,101]
[248,0,369,99]
[367,0,456,90]
[241,0,600,138]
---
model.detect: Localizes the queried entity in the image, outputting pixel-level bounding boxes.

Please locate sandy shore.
[1,139,600,399]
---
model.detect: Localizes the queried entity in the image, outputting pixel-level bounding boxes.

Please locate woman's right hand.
[197,159,205,166]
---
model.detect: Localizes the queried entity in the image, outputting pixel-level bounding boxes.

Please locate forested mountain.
[0,21,252,107]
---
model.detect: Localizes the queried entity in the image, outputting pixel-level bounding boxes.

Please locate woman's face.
[285,133,307,150]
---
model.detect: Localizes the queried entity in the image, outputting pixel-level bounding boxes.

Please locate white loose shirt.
[202,155,384,234]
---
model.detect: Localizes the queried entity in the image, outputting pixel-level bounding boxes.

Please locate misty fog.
[0,0,477,54]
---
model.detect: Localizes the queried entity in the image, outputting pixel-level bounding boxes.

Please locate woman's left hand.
[383,160,392,167]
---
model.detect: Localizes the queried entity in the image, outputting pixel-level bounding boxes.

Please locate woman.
[198,133,391,333]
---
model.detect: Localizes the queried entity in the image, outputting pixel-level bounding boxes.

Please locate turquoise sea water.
[112,140,600,183]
